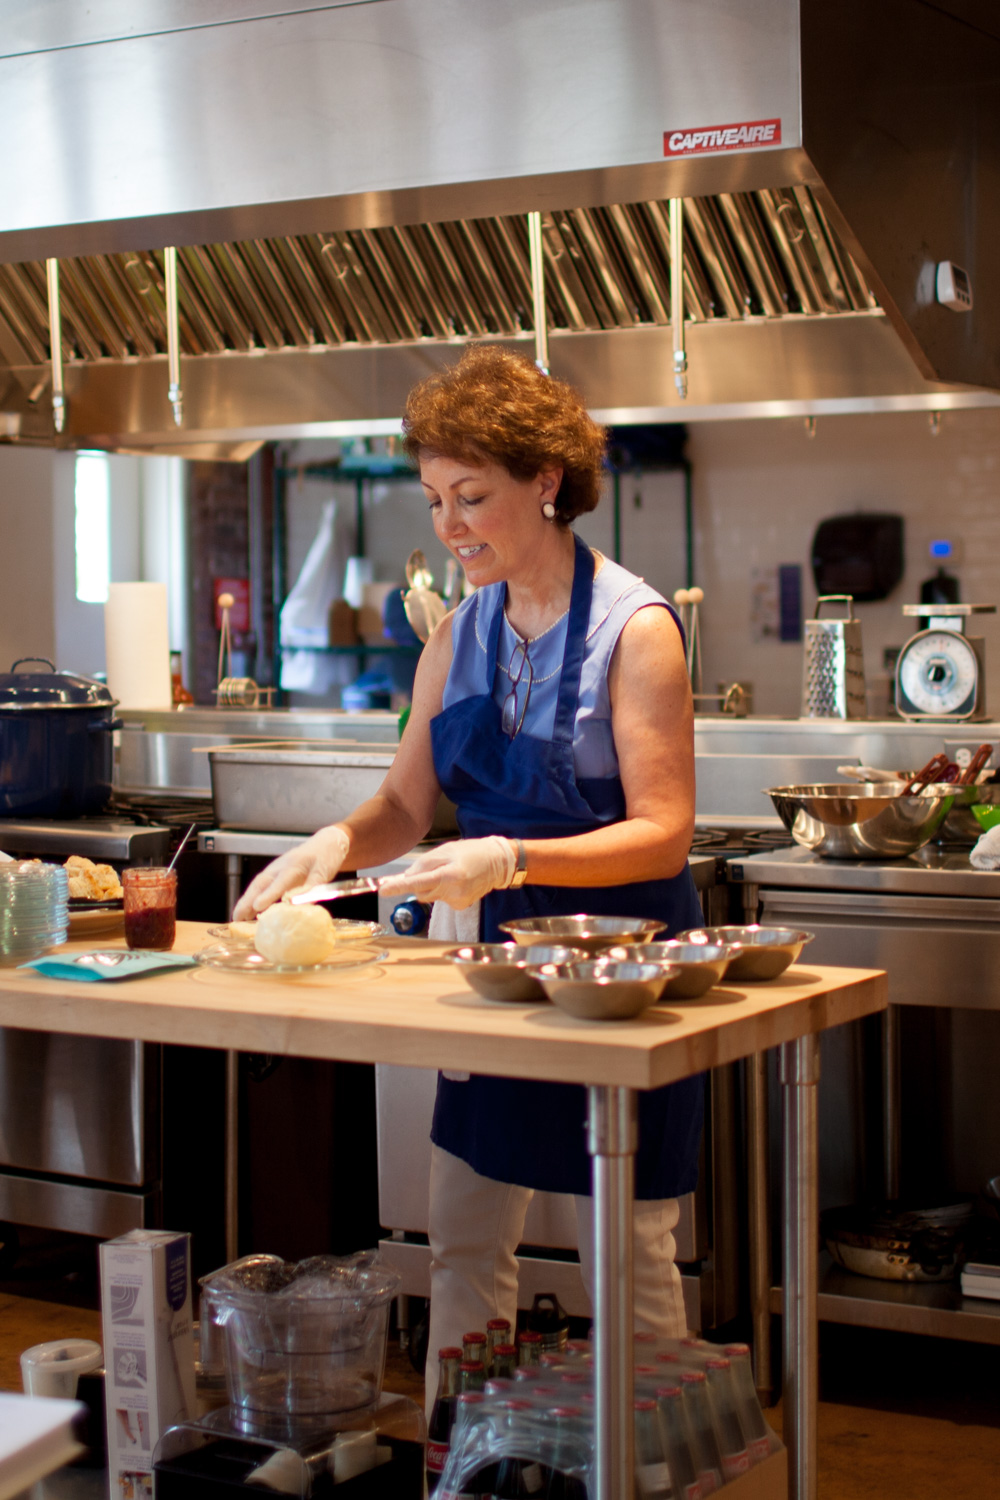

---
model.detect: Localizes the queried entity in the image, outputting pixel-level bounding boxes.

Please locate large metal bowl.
[766,782,956,859]
[527,960,675,1020]
[679,926,813,982]
[499,914,663,953]
[445,943,587,1002]
[603,941,734,999]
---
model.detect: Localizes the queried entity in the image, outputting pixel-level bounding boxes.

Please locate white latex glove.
[233,825,351,919]
[378,837,516,910]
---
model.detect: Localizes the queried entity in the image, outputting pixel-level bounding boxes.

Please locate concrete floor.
[3,1231,1000,1498]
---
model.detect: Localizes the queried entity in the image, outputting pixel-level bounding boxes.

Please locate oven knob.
[390,898,431,936]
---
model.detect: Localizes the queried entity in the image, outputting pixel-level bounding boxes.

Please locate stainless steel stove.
[727,838,1000,1351]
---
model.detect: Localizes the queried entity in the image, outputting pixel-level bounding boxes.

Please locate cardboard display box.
[99,1230,197,1500]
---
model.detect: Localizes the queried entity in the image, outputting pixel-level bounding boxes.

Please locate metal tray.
[208,739,457,835]
[207,741,393,833]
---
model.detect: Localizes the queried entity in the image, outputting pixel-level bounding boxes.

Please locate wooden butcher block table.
[0,923,887,1500]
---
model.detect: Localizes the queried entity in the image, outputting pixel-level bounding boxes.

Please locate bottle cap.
[635,1398,657,1411]
[493,1344,517,1357]
[439,1347,463,1360]
[487,1319,511,1331]
[682,1370,706,1385]
[463,1331,487,1343]
[656,1385,682,1400]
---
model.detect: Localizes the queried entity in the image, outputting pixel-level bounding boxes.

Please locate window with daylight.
[74,451,111,602]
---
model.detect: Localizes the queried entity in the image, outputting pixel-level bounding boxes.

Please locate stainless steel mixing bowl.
[527,959,675,1020]
[499,914,662,953]
[603,941,734,999]
[766,782,957,859]
[445,943,587,1002]
[679,925,814,982]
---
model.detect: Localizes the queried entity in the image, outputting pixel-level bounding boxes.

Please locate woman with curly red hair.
[237,345,703,1405]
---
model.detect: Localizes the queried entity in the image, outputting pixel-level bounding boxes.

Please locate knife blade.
[287,877,381,905]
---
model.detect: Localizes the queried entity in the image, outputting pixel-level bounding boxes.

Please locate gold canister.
[801,595,867,718]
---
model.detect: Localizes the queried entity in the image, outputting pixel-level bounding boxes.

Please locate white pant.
[425,1143,688,1419]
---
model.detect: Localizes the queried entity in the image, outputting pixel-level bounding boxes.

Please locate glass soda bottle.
[492,1399,549,1497]
[453,1391,493,1498]
[723,1344,773,1464]
[518,1331,543,1366]
[704,1357,750,1481]
[655,1383,703,1500]
[680,1370,724,1496]
[487,1318,513,1375]
[634,1397,671,1498]
[460,1359,486,1394]
[544,1406,588,1500]
[493,1344,518,1381]
[427,1347,462,1493]
[464,1331,488,1365]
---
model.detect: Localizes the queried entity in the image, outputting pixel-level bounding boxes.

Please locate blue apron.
[429,532,704,1199]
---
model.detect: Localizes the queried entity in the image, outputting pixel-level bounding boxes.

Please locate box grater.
[800,595,867,718]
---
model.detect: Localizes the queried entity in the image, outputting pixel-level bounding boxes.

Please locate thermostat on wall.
[936,262,973,312]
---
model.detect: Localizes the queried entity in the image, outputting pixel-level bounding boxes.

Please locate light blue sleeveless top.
[442,550,678,780]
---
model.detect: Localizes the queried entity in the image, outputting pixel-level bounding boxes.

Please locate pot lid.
[0,658,117,710]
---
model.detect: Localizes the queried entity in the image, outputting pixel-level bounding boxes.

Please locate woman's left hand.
[378,836,516,909]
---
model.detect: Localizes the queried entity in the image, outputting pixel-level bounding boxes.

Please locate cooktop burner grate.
[690,826,794,854]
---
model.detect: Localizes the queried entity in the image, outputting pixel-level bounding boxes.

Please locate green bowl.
[972,803,1000,833]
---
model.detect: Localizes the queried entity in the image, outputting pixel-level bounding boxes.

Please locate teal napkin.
[21,951,197,982]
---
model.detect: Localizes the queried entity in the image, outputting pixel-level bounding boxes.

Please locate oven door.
[758,888,1000,1007]
[0,1030,159,1183]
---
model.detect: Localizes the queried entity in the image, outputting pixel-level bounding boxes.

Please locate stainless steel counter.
[729,843,1000,899]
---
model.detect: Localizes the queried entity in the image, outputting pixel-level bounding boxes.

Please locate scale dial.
[896,629,981,719]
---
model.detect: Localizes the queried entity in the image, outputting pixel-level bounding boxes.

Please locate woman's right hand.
[232,825,350,919]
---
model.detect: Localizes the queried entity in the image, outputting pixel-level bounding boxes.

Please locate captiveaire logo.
[664,119,782,156]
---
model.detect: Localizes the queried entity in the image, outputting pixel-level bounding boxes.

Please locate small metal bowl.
[678,926,813,982]
[445,943,587,1002]
[604,941,734,1000]
[527,960,675,1020]
[499,914,663,954]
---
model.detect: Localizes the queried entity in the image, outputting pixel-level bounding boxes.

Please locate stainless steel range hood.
[0,0,997,454]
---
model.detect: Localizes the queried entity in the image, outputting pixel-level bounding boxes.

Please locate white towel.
[970,825,1000,870]
[428,898,481,945]
[429,900,480,1081]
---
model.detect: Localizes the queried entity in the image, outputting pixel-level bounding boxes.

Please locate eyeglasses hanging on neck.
[501,638,533,738]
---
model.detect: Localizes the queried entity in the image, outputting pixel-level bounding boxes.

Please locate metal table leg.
[224,854,242,1263]
[747,1049,773,1404]
[225,1049,240,1262]
[882,1004,900,1202]
[780,1035,820,1500]
[587,1085,637,1500]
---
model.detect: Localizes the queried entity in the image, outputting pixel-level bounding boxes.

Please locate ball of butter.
[254,903,339,965]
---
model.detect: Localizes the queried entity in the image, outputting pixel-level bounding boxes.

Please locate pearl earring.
[542,502,556,520]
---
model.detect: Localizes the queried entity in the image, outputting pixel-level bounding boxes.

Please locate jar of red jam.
[122,867,177,951]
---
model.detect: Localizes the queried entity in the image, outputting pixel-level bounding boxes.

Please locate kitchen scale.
[895,603,996,721]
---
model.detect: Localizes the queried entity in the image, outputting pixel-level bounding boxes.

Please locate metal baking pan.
[207,740,457,836]
[207,740,392,833]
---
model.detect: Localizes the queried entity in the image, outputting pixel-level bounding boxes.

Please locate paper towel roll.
[104,583,173,709]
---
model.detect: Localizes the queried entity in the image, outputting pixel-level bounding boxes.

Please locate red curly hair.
[401,345,606,522]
